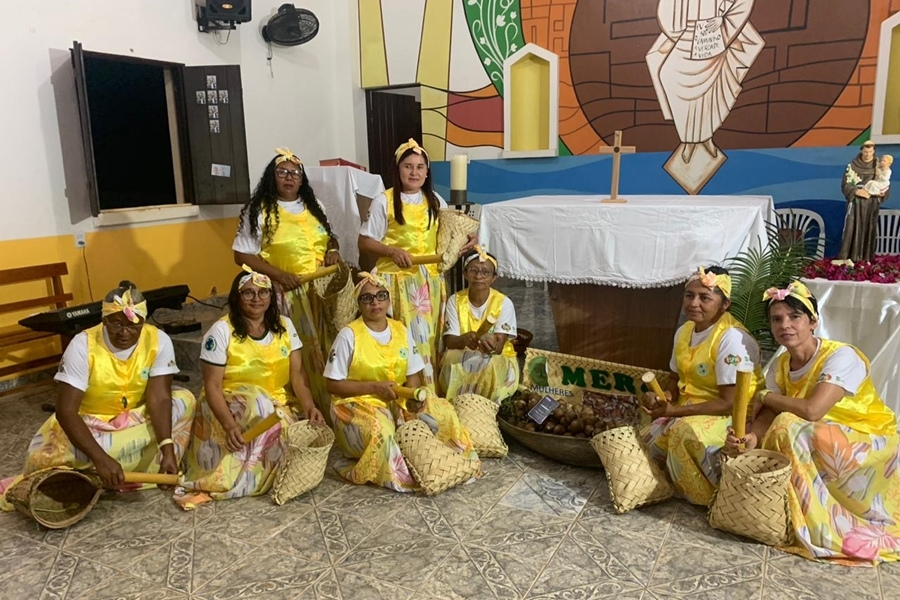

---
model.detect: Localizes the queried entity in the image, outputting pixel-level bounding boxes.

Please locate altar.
[479,195,775,369]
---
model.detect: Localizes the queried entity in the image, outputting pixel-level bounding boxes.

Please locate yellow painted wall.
[883,24,900,135]
[0,217,240,379]
[510,55,551,152]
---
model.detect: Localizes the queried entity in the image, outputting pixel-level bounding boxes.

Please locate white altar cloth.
[304,166,385,267]
[802,278,900,417]
[478,195,774,287]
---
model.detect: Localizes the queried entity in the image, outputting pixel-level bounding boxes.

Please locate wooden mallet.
[641,371,667,403]
[731,365,754,451]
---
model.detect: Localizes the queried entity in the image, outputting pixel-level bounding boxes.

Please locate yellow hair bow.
[101,288,148,324]
[355,269,388,295]
[464,245,498,270]
[762,280,818,320]
[394,138,428,164]
[687,266,732,299]
[274,147,302,166]
[239,264,272,290]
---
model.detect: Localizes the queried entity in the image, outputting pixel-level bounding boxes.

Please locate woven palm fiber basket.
[453,393,508,458]
[709,450,793,546]
[6,468,104,529]
[590,426,674,514]
[395,420,481,495]
[435,209,480,272]
[272,420,335,506]
[312,262,357,337]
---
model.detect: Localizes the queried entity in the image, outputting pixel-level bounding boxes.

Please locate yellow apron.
[221,316,293,405]
[375,188,439,276]
[81,324,159,419]
[774,339,897,435]
[259,204,329,274]
[333,317,409,408]
[456,289,516,358]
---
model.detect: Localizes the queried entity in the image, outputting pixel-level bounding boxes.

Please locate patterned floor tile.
[648,563,763,599]
[71,571,190,600]
[880,561,900,599]
[381,496,462,541]
[499,469,595,518]
[332,569,416,600]
[649,538,761,589]
[192,547,328,599]
[572,520,665,586]
[464,504,572,549]
[666,505,768,559]
[269,508,378,565]
[0,532,58,581]
[428,493,499,540]
[38,552,117,600]
[763,553,881,600]
[195,495,310,546]
[578,485,679,538]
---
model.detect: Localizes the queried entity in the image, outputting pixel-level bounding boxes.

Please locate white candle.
[450,154,469,190]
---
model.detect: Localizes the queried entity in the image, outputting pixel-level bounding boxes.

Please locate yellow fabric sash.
[775,339,897,435]
[375,188,439,276]
[221,316,293,405]
[81,324,159,419]
[259,204,329,275]
[456,289,516,358]
[674,312,763,405]
[333,317,409,408]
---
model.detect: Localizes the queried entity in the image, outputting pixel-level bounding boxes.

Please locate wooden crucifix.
[598,130,636,203]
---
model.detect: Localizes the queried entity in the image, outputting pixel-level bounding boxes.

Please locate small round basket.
[272,421,335,506]
[6,468,103,529]
[708,449,793,546]
[497,417,601,468]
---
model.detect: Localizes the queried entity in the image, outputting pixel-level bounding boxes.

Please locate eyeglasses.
[400,163,428,173]
[275,168,303,180]
[358,291,390,304]
[466,267,495,277]
[240,288,272,300]
[105,321,143,334]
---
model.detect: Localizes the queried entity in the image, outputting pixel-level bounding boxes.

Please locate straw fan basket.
[312,262,357,337]
[6,468,104,529]
[272,420,335,506]
[590,426,674,514]
[708,450,792,546]
[435,210,480,272]
[453,393,508,458]
[395,420,481,495]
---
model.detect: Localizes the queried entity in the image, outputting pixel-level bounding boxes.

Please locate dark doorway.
[365,86,422,188]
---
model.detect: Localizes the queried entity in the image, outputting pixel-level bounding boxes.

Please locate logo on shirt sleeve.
[204,337,217,352]
[500,323,512,332]
[724,354,742,366]
[58,358,66,373]
[329,350,336,363]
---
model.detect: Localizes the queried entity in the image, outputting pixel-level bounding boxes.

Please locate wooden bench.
[0,262,73,379]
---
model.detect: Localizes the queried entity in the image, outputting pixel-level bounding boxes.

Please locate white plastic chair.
[876,209,900,255]
[774,208,826,259]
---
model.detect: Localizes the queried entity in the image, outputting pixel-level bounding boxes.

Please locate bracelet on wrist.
[326,248,339,254]
[758,390,769,406]
[158,438,174,449]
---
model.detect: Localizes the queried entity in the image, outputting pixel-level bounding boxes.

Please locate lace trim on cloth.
[497,271,692,289]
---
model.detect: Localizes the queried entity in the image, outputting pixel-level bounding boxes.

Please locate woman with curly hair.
[233,148,341,419]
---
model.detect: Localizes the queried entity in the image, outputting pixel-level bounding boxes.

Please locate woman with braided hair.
[234,148,342,420]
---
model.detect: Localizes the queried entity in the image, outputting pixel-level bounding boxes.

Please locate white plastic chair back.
[774,208,826,259]
[875,209,900,255]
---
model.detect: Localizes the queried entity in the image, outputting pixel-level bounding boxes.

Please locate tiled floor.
[0,280,896,599]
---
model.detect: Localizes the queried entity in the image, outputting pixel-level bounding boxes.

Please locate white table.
[803,278,900,417]
[304,166,386,267]
[479,195,774,287]
[478,194,775,369]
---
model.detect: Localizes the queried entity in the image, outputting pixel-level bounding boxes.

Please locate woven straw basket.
[435,210,480,272]
[395,420,481,495]
[590,426,674,514]
[272,421,335,506]
[709,450,792,546]
[312,262,357,338]
[453,393,508,458]
[6,468,104,529]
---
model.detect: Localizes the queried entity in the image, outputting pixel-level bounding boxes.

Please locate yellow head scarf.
[101,288,148,324]
[274,147,302,166]
[238,264,272,290]
[687,266,732,299]
[763,280,818,320]
[355,269,388,296]
[464,245,498,270]
[394,139,428,164]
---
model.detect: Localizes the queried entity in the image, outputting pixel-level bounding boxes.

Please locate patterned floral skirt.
[382,268,446,392]
[642,414,730,506]
[762,412,900,564]
[439,349,519,403]
[0,389,196,506]
[182,384,292,500]
[331,395,479,492]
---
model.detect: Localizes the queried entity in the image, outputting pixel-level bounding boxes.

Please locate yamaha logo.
[66,308,91,318]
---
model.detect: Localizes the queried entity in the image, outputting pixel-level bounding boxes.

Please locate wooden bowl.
[512,328,534,357]
[498,416,602,468]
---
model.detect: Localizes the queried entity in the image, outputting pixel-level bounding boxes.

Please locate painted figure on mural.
[839,141,891,262]
[646,0,764,191]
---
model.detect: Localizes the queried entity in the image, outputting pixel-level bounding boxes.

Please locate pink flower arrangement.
[804,255,900,284]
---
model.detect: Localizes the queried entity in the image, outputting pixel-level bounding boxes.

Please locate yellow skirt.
[439,348,519,402]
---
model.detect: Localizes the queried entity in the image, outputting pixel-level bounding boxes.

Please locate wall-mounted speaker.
[197,0,252,32]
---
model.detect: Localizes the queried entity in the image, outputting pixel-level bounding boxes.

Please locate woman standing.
[233,148,341,419]
[726,281,899,564]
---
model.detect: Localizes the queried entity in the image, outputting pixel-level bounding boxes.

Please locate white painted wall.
[0,0,365,243]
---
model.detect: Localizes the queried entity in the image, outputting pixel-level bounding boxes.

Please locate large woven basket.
[453,393,508,458]
[435,210,480,272]
[6,468,103,529]
[271,421,335,506]
[395,420,481,495]
[709,450,793,546]
[590,426,674,514]
[312,262,357,337]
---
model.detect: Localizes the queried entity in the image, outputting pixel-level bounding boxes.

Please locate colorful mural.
[359,0,900,192]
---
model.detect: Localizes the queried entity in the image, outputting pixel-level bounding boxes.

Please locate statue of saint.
[839,142,891,262]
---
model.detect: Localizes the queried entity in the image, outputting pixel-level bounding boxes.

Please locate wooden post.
[598,130,636,203]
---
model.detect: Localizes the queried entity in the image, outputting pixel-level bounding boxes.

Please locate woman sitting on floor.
[642,266,763,506]
[439,247,519,402]
[324,271,479,492]
[1,281,196,498]
[725,281,900,564]
[182,268,324,499]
